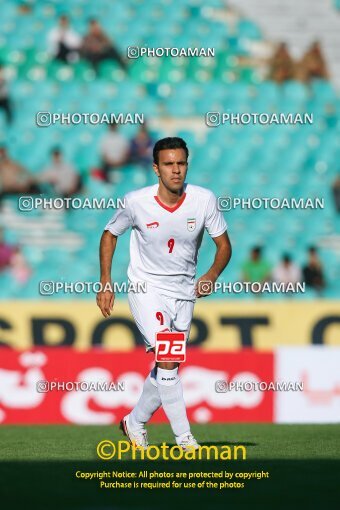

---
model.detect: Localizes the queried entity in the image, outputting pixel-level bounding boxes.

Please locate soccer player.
[97,137,232,450]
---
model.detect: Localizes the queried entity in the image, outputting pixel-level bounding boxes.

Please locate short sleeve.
[204,192,227,238]
[104,195,133,236]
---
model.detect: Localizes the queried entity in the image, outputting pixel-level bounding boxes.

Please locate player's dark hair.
[153,137,189,165]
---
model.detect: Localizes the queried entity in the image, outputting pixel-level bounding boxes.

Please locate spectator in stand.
[38,147,80,197]
[0,228,31,283]
[332,174,340,213]
[268,43,295,84]
[242,246,272,286]
[10,246,31,284]
[81,19,127,72]
[129,123,153,168]
[302,246,325,292]
[48,15,81,64]
[100,122,129,182]
[17,2,32,14]
[0,64,13,124]
[0,146,40,198]
[324,103,337,129]
[273,253,301,290]
[0,228,14,271]
[296,41,329,82]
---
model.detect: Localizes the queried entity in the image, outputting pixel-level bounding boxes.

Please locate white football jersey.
[104,183,227,300]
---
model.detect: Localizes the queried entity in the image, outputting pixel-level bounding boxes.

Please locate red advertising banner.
[0,348,274,424]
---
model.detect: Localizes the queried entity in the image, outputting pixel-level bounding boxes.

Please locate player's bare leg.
[156,360,199,450]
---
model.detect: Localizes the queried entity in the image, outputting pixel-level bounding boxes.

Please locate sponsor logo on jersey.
[187,218,196,231]
[156,332,186,362]
[146,221,159,229]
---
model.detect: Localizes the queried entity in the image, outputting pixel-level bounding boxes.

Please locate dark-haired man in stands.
[332,174,340,213]
[100,122,130,182]
[0,64,12,124]
[303,246,325,293]
[129,123,153,169]
[296,41,329,82]
[273,253,301,292]
[38,147,80,198]
[0,147,39,199]
[48,15,81,64]
[268,43,295,84]
[81,19,127,72]
[242,246,272,289]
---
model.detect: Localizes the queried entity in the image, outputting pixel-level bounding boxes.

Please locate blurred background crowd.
[0,0,339,299]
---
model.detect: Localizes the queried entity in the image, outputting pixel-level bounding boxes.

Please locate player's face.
[153,148,188,193]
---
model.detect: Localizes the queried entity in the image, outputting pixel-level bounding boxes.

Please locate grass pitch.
[0,424,339,510]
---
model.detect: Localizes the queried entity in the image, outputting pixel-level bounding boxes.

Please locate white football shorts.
[128,285,195,352]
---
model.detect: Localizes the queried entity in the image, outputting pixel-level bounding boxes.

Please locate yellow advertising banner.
[0,301,339,350]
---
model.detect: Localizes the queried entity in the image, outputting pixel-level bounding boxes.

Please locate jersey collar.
[154,191,187,213]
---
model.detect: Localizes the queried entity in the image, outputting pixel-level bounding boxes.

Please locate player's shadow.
[158,441,257,447]
[202,441,256,447]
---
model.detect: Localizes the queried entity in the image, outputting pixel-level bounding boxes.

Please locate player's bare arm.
[196,231,232,298]
[97,230,117,317]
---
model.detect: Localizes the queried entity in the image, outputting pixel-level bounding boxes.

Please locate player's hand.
[96,282,114,317]
[195,272,217,298]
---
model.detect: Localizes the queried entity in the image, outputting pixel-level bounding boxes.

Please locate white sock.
[129,368,161,431]
[156,367,190,438]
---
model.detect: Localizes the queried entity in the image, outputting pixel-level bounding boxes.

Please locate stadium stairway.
[228,0,340,88]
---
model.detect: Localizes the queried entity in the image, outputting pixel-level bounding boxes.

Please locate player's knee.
[156,361,179,370]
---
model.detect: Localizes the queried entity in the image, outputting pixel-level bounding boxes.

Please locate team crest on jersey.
[187,218,196,231]
[146,221,159,229]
